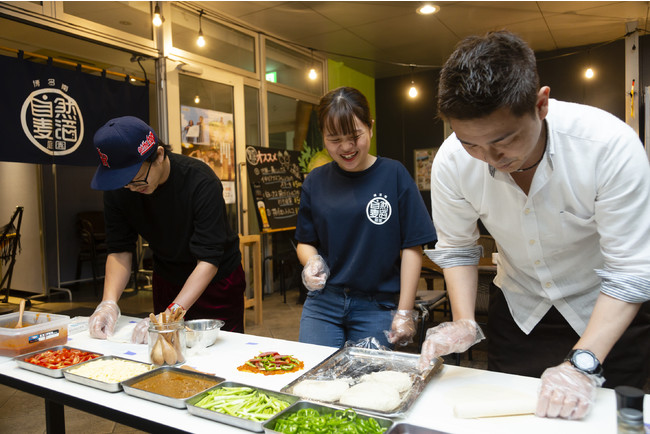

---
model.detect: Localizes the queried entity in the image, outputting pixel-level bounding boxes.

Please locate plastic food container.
[0,311,70,357]
[262,401,394,434]
[14,346,102,378]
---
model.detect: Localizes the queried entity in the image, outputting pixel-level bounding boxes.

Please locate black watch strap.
[564,349,603,377]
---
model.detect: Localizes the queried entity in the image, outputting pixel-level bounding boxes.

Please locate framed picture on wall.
[414,148,438,191]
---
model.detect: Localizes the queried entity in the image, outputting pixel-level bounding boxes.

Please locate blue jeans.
[298,286,397,349]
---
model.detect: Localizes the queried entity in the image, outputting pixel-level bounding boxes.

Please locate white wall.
[0,161,45,295]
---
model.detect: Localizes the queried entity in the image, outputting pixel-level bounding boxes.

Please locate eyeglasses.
[125,162,152,188]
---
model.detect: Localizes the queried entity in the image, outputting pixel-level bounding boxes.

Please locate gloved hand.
[536,362,604,420]
[88,300,121,339]
[301,255,330,291]
[131,317,151,344]
[417,319,485,370]
[386,309,418,346]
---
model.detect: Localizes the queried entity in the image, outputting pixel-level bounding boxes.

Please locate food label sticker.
[28,329,60,343]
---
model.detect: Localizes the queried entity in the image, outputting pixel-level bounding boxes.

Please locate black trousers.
[487,283,650,389]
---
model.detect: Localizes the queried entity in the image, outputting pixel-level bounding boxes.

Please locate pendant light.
[308,49,317,80]
[408,65,418,98]
[152,3,162,27]
[197,10,206,47]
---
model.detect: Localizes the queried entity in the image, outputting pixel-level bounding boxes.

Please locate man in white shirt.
[419,30,650,420]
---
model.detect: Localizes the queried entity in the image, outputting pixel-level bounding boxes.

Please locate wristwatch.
[564,349,603,377]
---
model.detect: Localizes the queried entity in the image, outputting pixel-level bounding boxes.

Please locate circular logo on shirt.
[366,193,391,225]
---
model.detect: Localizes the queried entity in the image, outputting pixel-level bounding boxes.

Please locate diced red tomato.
[25,348,100,370]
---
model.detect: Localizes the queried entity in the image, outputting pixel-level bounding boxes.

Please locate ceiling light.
[417,4,439,15]
[197,10,205,47]
[194,95,200,104]
[585,67,594,79]
[152,4,162,27]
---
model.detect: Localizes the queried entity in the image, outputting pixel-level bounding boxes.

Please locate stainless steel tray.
[62,355,154,392]
[281,347,443,418]
[122,366,225,408]
[263,400,394,434]
[186,381,300,432]
[14,346,102,378]
[387,423,450,434]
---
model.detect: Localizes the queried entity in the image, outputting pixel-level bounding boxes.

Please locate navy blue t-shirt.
[295,157,436,295]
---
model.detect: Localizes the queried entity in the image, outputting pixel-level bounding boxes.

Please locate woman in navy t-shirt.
[295,87,436,348]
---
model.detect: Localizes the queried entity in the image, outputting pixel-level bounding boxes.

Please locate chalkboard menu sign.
[245,145,303,231]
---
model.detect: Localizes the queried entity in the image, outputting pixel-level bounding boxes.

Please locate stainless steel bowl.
[185,319,224,348]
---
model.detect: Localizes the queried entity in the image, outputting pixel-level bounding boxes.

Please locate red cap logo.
[137,131,156,156]
[96,148,109,167]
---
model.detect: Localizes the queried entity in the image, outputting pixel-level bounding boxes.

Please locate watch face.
[574,351,597,370]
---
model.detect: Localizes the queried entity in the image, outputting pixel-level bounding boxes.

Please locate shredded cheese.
[66,358,153,383]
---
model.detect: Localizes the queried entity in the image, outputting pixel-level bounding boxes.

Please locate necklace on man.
[516,139,547,173]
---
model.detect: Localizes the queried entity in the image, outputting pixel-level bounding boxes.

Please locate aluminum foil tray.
[122,366,225,409]
[186,381,300,432]
[263,400,395,434]
[281,347,443,418]
[62,355,154,393]
[14,346,102,378]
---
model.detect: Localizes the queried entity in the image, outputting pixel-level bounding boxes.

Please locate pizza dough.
[292,379,350,402]
[339,382,401,412]
[359,370,412,393]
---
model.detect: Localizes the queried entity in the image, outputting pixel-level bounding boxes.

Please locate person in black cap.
[87,116,245,343]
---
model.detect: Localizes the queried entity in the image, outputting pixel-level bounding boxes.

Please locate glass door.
[165,65,246,234]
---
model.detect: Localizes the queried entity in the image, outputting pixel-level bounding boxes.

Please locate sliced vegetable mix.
[25,348,100,369]
[193,386,291,422]
[237,351,304,375]
[272,408,388,434]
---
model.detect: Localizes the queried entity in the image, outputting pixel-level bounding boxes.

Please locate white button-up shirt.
[428,99,650,335]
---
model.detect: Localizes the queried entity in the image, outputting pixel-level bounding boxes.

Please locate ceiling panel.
[192,1,649,78]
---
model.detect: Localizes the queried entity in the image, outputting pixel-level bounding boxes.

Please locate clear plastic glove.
[301,255,330,291]
[386,309,418,346]
[536,363,604,420]
[417,319,485,370]
[88,300,121,339]
[131,317,151,344]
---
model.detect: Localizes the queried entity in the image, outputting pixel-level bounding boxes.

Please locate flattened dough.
[339,382,401,412]
[292,379,350,402]
[360,370,412,393]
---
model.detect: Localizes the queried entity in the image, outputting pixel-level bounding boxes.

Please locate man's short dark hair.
[438,30,540,120]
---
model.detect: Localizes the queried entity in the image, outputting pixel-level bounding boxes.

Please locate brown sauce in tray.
[131,371,220,399]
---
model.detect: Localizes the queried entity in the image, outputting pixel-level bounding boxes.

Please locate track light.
[152,3,162,27]
[197,10,205,47]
